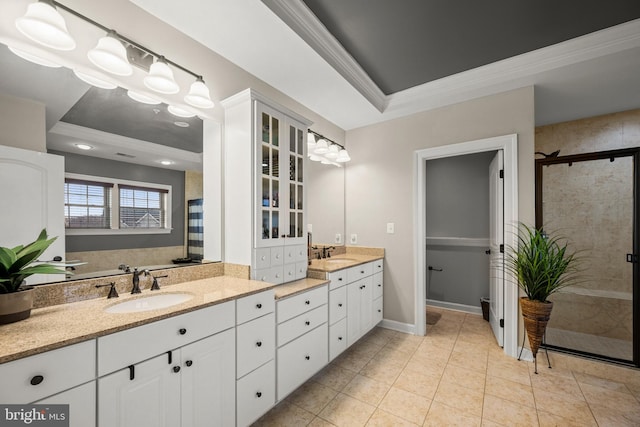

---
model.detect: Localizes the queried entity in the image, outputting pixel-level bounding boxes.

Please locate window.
[64,174,172,235]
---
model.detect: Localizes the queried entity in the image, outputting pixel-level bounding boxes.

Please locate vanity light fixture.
[307,129,350,166]
[15,0,76,51]
[168,105,196,118]
[184,77,214,109]
[73,69,117,89]
[127,90,161,105]
[8,46,61,68]
[144,57,179,94]
[87,31,133,76]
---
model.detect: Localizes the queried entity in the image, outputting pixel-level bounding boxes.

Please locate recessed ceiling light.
[160,160,173,165]
[174,121,189,128]
[75,143,93,150]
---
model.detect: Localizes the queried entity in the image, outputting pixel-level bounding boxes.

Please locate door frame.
[413,134,519,358]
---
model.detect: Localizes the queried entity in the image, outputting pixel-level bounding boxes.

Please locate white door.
[0,145,65,285]
[489,150,504,346]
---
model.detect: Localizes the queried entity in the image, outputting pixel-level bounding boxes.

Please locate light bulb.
[15,1,76,51]
[336,149,351,163]
[325,144,340,159]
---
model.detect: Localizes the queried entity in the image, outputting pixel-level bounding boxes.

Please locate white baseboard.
[518,347,534,362]
[379,318,416,335]
[426,299,483,315]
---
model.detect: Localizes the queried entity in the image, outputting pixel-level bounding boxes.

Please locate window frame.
[64,173,173,236]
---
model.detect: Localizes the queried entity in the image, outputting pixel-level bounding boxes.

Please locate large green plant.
[505,224,579,302]
[0,229,66,294]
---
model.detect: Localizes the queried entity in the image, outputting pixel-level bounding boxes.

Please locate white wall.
[345,86,535,326]
[0,93,45,152]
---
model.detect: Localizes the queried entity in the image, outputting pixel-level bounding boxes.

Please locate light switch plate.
[335,233,342,244]
[386,223,395,234]
[350,234,358,244]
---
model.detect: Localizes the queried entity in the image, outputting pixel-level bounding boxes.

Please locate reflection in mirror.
[307,159,345,246]
[0,42,209,283]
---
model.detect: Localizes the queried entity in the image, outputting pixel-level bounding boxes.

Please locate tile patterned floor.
[253,307,640,426]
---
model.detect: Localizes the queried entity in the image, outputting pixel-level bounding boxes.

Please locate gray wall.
[425,151,495,307]
[51,150,185,252]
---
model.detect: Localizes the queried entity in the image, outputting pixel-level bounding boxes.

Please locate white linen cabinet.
[222,89,312,284]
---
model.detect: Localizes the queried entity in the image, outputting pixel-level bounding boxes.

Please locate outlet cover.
[335,233,342,244]
[350,234,358,244]
[386,223,395,234]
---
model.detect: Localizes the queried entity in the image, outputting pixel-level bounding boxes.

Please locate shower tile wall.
[536,108,639,359]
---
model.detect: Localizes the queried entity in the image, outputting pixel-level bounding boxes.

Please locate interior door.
[0,145,65,284]
[489,150,504,346]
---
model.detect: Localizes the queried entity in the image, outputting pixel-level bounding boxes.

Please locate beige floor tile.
[286,380,338,415]
[448,348,488,373]
[360,357,404,385]
[627,382,640,402]
[533,389,596,425]
[536,410,595,427]
[413,342,452,364]
[393,368,440,399]
[482,394,539,427]
[579,382,640,418]
[485,375,535,408]
[365,408,419,426]
[433,380,484,417]
[480,420,507,427]
[313,364,358,392]
[423,400,481,427]
[530,370,584,401]
[404,357,447,380]
[574,371,631,393]
[378,387,431,425]
[318,393,376,427]
[252,401,315,427]
[373,345,413,365]
[486,360,531,387]
[342,374,392,406]
[589,402,640,427]
[441,364,486,392]
[308,417,336,426]
[334,351,372,373]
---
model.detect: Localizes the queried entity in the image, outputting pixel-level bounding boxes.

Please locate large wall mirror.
[0,42,216,283]
[307,153,346,247]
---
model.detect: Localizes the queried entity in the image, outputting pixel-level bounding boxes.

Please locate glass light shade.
[309,155,323,162]
[8,46,61,68]
[73,69,117,89]
[127,90,161,105]
[184,78,214,109]
[313,138,329,154]
[15,1,76,51]
[325,144,340,159]
[168,105,196,118]
[144,58,179,94]
[88,34,132,76]
[336,149,351,162]
[307,132,316,148]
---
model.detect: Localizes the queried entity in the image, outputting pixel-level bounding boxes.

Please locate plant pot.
[0,286,34,324]
[520,297,553,358]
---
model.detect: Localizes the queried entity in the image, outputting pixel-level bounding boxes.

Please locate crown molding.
[262,0,387,113]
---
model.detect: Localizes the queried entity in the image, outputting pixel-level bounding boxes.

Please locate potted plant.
[505,224,579,372]
[0,229,66,324]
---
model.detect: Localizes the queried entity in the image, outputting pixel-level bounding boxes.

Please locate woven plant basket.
[520,297,553,357]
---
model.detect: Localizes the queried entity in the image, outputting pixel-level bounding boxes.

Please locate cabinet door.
[181,329,236,427]
[360,276,374,334]
[98,353,181,427]
[34,381,96,427]
[284,119,306,245]
[347,278,373,346]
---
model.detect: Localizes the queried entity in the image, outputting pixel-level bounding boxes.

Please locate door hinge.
[499,169,504,179]
[499,244,504,253]
[499,319,504,328]
[626,253,638,263]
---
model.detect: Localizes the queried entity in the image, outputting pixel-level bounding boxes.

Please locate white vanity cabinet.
[276,285,328,400]
[328,269,348,361]
[0,340,96,427]
[222,89,312,285]
[97,301,236,427]
[235,290,276,427]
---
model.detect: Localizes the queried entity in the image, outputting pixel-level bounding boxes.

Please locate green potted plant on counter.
[505,224,579,373]
[0,229,66,324]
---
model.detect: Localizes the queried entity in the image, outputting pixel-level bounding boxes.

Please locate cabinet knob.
[256,341,263,347]
[179,328,187,335]
[256,303,263,309]
[305,321,310,326]
[261,256,266,261]
[185,360,193,367]
[256,391,262,398]
[30,375,44,386]
[378,309,382,313]
[338,303,343,307]
[360,270,365,274]
[275,254,280,259]
[338,278,342,281]
[305,355,310,360]
[378,284,381,287]
[305,300,310,305]
[338,337,343,341]
[173,366,181,373]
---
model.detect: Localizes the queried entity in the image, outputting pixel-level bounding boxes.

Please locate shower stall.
[536,148,639,366]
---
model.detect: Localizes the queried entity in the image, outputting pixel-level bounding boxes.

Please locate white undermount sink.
[105,293,193,314]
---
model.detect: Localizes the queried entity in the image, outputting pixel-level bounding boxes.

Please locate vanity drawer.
[98,301,235,376]
[254,266,284,285]
[277,324,328,400]
[237,359,275,427]
[327,269,347,290]
[373,296,383,324]
[284,245,299,264]
[237,313,275,378]
[0,340,96,404]
[255,248,271,270]
[346,262,374,282]
[329,285,347,325]
[237,289,275,324]
[277,305,327,346]
[277,284,328,323]
[283,263,298,283]
[329,318,347,361]
[373,259,384,273]
[295,261,307,280]
[270,247,284,266]
[294,244,308,263]
[372,272,383,300]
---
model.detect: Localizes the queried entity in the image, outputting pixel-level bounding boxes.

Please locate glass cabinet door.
[259,109,282,244]
[288,123,305,240]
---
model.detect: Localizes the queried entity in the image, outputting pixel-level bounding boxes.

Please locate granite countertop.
[308,253,384,273]
[0,276,275,364]
[273,277,330,299]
